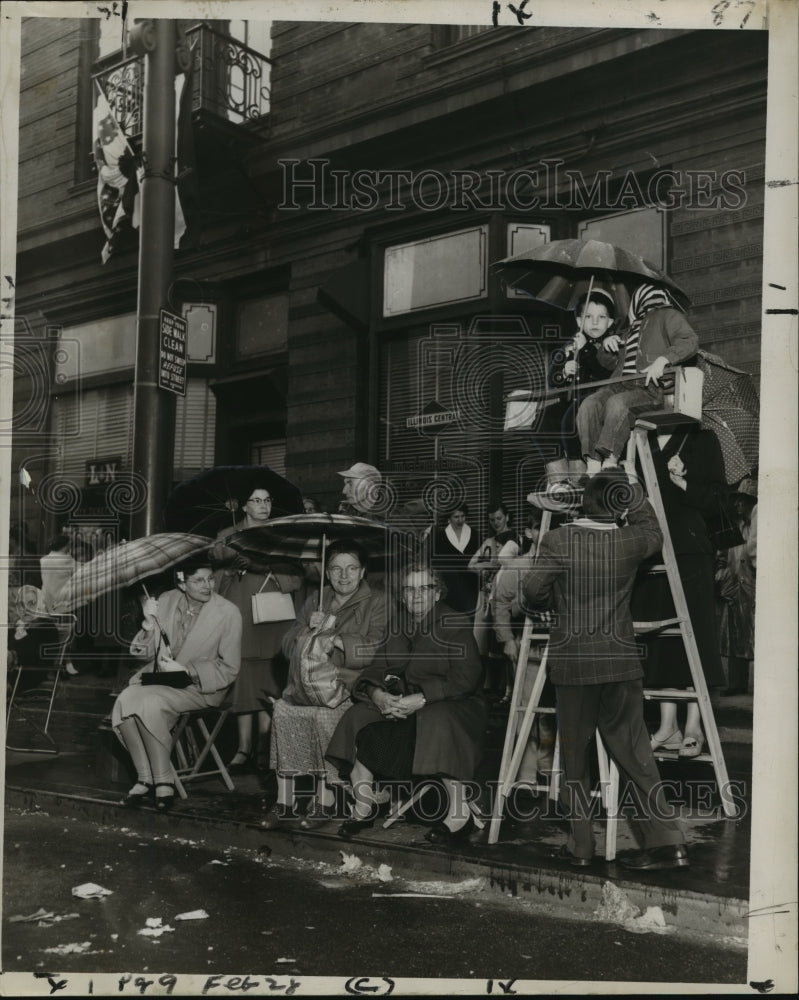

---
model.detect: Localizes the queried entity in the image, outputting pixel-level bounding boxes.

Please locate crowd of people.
[6,284,759,867]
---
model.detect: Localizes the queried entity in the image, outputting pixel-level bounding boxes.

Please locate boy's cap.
[576,288,615,311]
[338,462,382,481]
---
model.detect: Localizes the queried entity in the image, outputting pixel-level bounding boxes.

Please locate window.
[578,208,666,270]
[235,293,289,358]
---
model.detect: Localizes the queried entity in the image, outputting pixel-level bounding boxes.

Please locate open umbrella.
[696,351,760,485]
[163,465,304,536]
[224,513,413,610]
[493,238,691,315]
[51,533,213,614]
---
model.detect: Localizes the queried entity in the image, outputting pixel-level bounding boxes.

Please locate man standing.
[337,462,383,517]
[522,470,689,870]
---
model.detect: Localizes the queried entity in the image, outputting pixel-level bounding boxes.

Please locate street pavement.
[3,807,747,986]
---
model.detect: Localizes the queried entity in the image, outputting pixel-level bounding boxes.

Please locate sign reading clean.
[159,309,187,396]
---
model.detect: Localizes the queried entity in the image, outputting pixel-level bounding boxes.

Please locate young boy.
[533,290,619,472]
[576,283,698,473]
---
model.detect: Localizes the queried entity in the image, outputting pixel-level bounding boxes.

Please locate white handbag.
[251,572,295,624]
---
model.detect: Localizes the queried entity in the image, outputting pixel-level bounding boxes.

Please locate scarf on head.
[621,284,677,375]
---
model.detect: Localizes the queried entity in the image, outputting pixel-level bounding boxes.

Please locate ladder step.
[652,750,714,763]
[643,688,698,701]
[514,705,555,714]
[633,617,683,633]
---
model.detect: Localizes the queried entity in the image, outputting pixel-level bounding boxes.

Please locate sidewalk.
[5,673,754,943]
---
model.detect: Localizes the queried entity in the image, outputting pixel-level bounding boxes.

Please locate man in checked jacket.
[522,470,689,870]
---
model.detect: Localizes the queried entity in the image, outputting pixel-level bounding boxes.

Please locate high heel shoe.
[227,750,253,773]
[650,729,683,752]
[679,733,705,758]
[338,813,376,839]
[122,783,152,807]
[425,811,478,847]
[154,783,176,812]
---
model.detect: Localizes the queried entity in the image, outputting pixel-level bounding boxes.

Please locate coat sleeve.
[658,308,699,365]
[492,568,519,643]
[521,536,563,610]
[339,592,387,670]
[185,604,242,695]
[625,497,664,558]
[679,431,727,516]
[416,625,483,704]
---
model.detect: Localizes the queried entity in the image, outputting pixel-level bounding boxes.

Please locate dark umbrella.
[696,351,760,485]
[224,513,413,610]
[493,238,691,315]
[163,465,304,536]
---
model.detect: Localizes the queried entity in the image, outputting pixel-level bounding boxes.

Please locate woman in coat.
[266,540,387,825]
[211,483,304,771]
[632,424,727,757]
[111,558,242,811]
[430,503,480,618]
[326,561,486,846]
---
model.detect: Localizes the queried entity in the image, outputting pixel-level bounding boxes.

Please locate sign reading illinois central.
[158,309,187,396]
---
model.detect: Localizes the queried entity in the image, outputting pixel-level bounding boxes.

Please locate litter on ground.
[71,882,113,899]
[175,909,210,921]
[44,942,95,955]
[594,882,673,935]
[138,917,176,938]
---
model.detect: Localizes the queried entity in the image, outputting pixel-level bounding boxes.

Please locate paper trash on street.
[71,882,113,899]
[175,909,210,921]
[138,917,175,937]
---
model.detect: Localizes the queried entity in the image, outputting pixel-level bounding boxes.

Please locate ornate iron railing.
[92,22,271,139]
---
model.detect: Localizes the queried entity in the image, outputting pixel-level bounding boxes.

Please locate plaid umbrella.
[696,351,760,485]
[225,513,410,566]
[51,533,213,614]
[164,465,304,536]
[493,238,691,315]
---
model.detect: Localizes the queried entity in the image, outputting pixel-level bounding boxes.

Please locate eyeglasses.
[403,584,437,595]
[247,496,272,504]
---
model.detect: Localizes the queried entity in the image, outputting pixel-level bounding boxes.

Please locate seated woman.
[326,560,487,846]
[111,557,242,811]
[267,540,387,825]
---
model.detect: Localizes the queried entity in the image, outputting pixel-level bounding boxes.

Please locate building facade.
[12,17,766,550]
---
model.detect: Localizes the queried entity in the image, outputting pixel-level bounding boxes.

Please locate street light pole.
[130,19,177,538]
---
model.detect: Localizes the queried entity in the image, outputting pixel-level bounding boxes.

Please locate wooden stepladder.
[629,419,733,806]
[488,416,736,850]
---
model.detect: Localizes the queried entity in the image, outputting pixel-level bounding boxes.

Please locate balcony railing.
[92,22,272,139]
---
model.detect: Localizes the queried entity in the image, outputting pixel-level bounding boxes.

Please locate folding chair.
[6,612,74,754]
[382,779,486,831]
[169,700,236,799]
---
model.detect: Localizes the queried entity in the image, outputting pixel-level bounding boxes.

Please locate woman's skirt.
[270,696,352,785]
[356,716,417,780]
[232,656,287,713]
[111,682,210,748]
[634,552,725,690]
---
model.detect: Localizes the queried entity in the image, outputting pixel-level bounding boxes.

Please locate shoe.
[301,803,336,829]
[618,844,690,871]
[154,783,176,813]
[425,812,477,847]
[679,733,704,758]
[122,783,152,807]
[227,750,253,773]
[262,804,296,830]
[650,729,683,752]
[338,815,376,839]
[552,844,592,868]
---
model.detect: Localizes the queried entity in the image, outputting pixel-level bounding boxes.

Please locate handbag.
[141,636,192,688]
[284,616,349,709]
[706,495,745,551]
[252,572,296,624]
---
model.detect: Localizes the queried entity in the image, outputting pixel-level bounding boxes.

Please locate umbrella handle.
[140,582,171,654]
[318,533,327,612]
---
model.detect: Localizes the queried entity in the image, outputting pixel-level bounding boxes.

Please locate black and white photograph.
[0,0,796,995]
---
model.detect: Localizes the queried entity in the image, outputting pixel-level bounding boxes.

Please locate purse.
[705,495,745,551]
[141,636,192,688]
[284,617,349,709]
[252,572,296,624]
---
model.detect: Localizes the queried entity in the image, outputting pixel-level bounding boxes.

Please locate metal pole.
[131,19,177,538]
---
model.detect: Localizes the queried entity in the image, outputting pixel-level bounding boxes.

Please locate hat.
[338,462,382,482]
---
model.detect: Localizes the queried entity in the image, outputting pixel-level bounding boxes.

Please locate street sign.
[158,308,187,396]
[406,399,460,435]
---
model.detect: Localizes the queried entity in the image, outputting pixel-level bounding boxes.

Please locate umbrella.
[696,351,760,485]
[51,533,213,614]
[493,238,691,315]
[163,465,304,536]
[224,513,413,610]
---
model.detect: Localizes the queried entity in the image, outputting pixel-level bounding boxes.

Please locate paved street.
[4,807,746,986]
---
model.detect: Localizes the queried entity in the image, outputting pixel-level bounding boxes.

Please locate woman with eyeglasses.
[211,481,304,772]
[326,560,487,846]
[264,540,387,827]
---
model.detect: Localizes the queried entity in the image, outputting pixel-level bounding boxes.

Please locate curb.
[6,784,749,945]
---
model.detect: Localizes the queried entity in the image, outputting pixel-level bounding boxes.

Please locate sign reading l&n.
[158,309,187,396]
